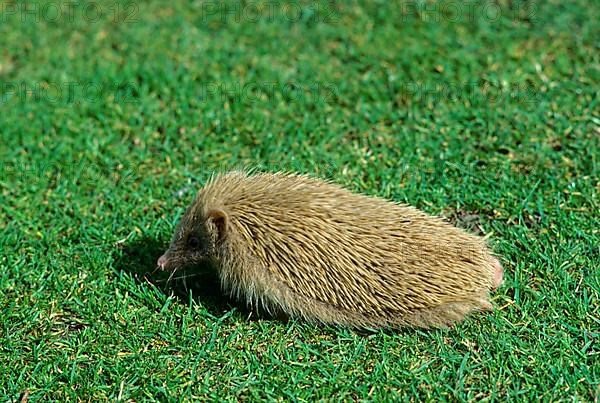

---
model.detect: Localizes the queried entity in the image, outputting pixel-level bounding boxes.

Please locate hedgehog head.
[157,206,228,272]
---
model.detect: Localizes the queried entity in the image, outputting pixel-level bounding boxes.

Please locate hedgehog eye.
[187,236,200,248]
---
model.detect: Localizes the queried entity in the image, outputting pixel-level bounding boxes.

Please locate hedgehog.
[157,171,504,329]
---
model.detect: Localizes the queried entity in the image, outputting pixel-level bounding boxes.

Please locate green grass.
[1,0,598,400]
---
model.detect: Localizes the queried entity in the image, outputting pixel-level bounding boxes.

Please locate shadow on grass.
[113,236,274,322]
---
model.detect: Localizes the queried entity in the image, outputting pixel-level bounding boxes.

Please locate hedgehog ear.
[207,209,228,240]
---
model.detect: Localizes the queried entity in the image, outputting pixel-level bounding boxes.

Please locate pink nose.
[157,254,168,270]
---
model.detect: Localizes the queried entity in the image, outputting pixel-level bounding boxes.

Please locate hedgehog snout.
[157,253,169,270]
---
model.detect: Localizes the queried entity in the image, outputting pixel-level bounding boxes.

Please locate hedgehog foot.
[491,258,504,290]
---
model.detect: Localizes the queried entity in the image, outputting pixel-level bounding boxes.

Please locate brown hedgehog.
[157,171,503,329]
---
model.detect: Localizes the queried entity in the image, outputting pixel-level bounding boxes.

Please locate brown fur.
[158,171,503,329]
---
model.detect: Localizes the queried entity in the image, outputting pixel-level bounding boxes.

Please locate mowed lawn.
[1,0,598,400]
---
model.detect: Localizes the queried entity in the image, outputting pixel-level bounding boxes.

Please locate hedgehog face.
[157,208,228,272]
